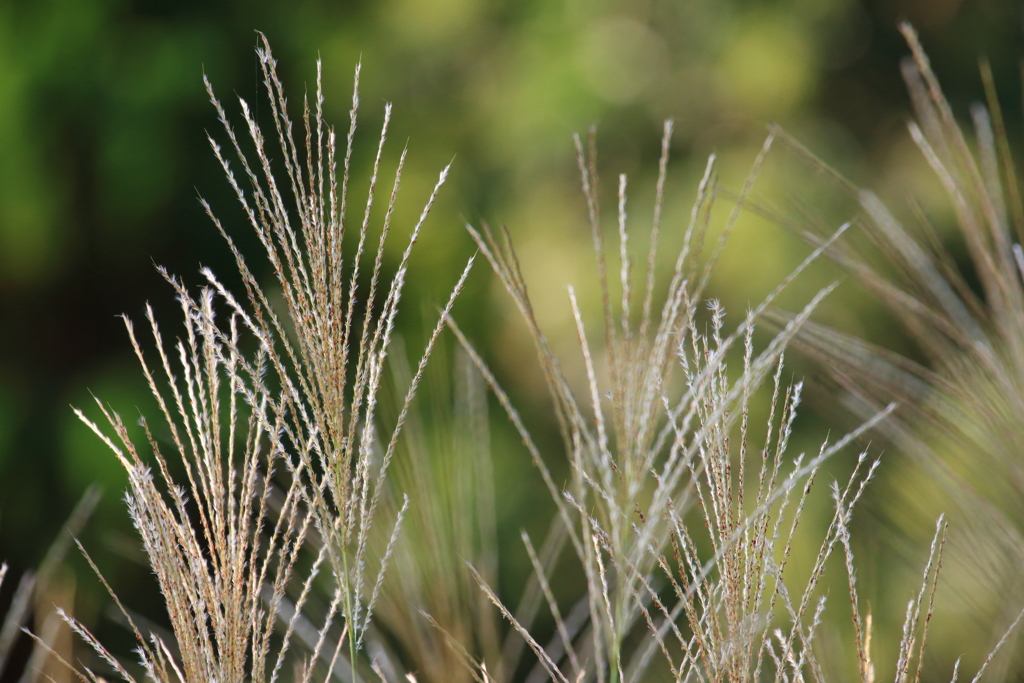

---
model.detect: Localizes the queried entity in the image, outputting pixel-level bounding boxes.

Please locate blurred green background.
[1,0,1023,679]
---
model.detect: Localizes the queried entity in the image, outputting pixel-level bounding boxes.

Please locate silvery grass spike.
[447,118,896,683]
[57,33,471,683]
[763,21,1024,671]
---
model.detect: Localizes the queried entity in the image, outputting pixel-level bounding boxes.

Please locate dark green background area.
[0,0,1022,677]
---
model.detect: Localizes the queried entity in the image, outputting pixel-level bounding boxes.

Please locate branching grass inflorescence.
[47,21,1024,683]
[65,33,471,683]
[449,122,902,683]
[764,22,1024,669]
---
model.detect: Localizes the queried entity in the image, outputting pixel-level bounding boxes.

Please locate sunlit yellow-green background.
[1,0,1022,680]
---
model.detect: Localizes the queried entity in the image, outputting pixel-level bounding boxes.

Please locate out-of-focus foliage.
[0,0,1022,678]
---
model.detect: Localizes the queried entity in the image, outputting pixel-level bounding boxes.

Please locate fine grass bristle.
[200,32,474,682]
[63,33,470,683]
[452,118,898,683]
[366,344,502,683]
[0,487,100,682]
[763,21,1024,674]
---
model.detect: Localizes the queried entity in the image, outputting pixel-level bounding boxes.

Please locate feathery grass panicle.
[454,122,894,683]
[200,31,472,681]
[457,113,1020,683]
[66,34,470,682]
[53,21,1024,683]
[764,22,1024,670]
[767,24,1024,510]
[70,287,317,683]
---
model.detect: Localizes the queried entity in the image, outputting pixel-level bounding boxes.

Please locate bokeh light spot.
[719,17,816,117]
[578,17,669,105]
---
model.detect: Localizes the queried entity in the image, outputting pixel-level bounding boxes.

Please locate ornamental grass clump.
[764,22,1024,665]
[45,22,1024,683]
[72,281,314,683]
[451,86,1024,682]
[200,33,473,682]
[449,124,898,683]
[65,33,471,683]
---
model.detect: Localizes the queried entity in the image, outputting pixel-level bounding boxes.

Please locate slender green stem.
[342,547,358,683]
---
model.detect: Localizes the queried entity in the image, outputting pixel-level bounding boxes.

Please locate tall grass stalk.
[43,22,1024,683]
[201,34,473,682]
[764,22,1024,669]
[450,122,904,683]
[64,33,471,682]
